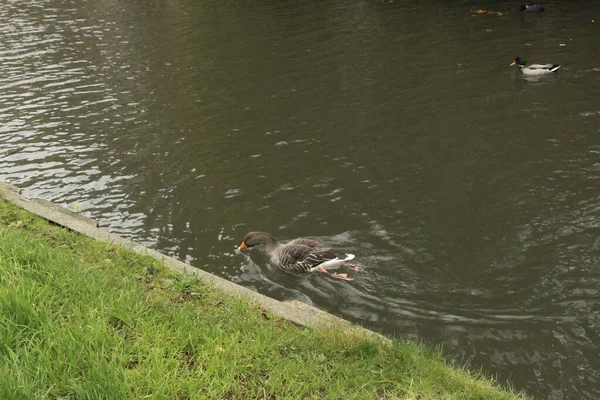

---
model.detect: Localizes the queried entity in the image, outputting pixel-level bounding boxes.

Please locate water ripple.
[1,1,600,399]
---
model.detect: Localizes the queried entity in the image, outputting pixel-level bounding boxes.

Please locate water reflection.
[1,0,600,398]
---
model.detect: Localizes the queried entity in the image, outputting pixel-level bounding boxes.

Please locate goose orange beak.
[510,61,516,66]
[238,241,247,250]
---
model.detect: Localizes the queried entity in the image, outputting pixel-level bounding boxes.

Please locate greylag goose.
[237,232,358,280]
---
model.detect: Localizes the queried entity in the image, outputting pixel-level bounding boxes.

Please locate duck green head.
[510,56,527,67]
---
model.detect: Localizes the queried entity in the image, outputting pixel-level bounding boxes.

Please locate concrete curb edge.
[0,181,387,341]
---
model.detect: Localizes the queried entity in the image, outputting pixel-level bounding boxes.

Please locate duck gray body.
[519,63,560,75]
[238,232,356,273]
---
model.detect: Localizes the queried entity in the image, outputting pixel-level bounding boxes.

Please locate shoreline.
[0,180,527,399]
[0,181,379,335]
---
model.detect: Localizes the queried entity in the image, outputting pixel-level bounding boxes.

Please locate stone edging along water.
[0,181,387,342]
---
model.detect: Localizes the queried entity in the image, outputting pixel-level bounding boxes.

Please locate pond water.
[1,0,599,398]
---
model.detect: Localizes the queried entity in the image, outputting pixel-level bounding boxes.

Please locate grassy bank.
[0,199,526,399]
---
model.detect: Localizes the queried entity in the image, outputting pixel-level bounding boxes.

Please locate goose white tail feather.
[310,254,355,271]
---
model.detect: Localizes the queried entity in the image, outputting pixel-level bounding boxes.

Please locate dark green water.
[1,0,599,398]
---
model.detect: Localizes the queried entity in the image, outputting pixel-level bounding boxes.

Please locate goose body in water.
[511,56,560,75]
[237,231,358,280]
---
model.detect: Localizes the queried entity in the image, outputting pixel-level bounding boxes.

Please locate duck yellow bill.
[510,61,516,66]
[238,241,247,250]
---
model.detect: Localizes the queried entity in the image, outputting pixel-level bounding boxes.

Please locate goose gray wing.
[287,238,320,248]
[276,244,315,272]
[301,248,345,267]
[277,245,344,273]
[294,248,349,272]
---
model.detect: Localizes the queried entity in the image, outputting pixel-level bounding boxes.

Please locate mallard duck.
[520,3,544,12]
[237,231,358,280]
[510,56,560,75]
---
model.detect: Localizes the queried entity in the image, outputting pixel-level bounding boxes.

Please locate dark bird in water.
[237,231,358,280]
[520,3,544,12]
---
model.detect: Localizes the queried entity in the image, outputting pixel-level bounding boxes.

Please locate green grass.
[0,199,528,399]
